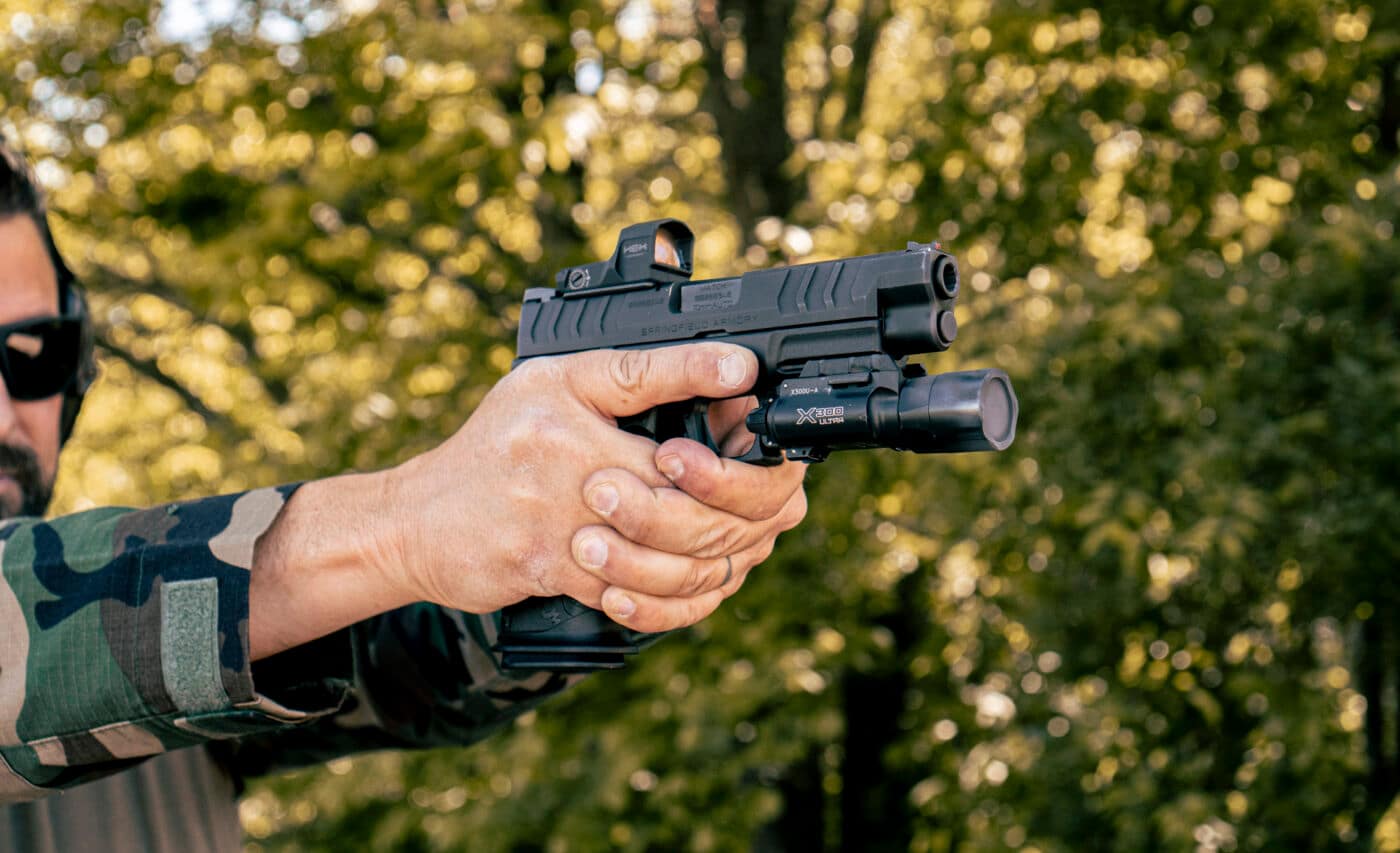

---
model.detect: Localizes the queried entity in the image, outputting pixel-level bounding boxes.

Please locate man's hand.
[249,343,805,659]
[250,342,805,659]
[379,343,805,632]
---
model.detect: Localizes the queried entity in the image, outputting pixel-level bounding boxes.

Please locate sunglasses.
[0,316,82,401]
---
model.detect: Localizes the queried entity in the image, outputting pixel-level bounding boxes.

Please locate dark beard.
[0,442,53,518]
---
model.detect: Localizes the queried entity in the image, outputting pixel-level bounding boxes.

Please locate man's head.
[0,142,95,518]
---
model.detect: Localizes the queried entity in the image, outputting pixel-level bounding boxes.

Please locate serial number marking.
[681,280,742,312]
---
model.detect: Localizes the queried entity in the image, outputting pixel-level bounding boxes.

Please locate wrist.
[374,450,482,610]
[249,470,419,660]
[373,455,429,605]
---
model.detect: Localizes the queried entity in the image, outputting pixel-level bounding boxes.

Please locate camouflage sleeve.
[214,604,586,779]
[0,485,352,803]
[0,483,585,800]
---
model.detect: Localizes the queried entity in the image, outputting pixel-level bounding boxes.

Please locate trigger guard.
[690,400,785,466]
[734,438,786,467]
[621,401,717,450]
[627,401,783,466]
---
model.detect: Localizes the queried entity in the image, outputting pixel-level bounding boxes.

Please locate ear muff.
[58,280,95,445]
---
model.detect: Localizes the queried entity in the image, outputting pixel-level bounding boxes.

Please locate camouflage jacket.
[0,484,580,802]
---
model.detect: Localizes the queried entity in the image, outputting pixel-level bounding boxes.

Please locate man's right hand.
[250,342,806,659]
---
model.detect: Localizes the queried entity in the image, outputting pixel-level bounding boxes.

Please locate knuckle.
[706,521,748,559]
[609,349,651,396]
[779,489,809,530]
[680,596,717,628]
[686,347,715,389]
[753,539,777,567]
[752,490,788,522]
[505,416,570,474]
[606,511,640,542]
[620,498,664,543]
[515,357,565,388]
[729,568,754,594]
[688,523,730,559]
[502,427,534,469]
[680,458,721,503]
[526,413,572,453]
[504,482,540,518]
[726,523,754,555]
[678,557,713,597]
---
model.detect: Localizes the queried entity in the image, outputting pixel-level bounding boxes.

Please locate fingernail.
[719,353,747,388]
[657,454,684,481]
[605,589,636,618]
[587,483,619,515]
[576,535,607,569]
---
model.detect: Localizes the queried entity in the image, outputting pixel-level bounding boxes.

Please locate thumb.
[562,343,757,418]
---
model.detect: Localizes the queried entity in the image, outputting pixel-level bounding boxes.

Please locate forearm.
[0,476,581,801]
[0,488,357,802]
[248,470,415,661]
[237,471,588,773]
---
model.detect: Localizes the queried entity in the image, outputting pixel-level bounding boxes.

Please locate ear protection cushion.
[58,281,95,444]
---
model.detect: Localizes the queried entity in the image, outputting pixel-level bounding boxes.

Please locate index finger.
[561,344,758,419]
[653,437,808,522]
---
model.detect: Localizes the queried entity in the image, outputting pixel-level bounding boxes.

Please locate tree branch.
[95,336,239,435]
[83,266,264,368]
[83,266,295,405]
[840,0,889,141]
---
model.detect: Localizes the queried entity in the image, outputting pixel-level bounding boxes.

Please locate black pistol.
[495,219,1017,671]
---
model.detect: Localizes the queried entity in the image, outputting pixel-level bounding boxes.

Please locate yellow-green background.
[3,0,1399,849]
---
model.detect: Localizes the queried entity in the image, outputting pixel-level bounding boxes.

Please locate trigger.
[681,401,720,454]
[618,411,660,440]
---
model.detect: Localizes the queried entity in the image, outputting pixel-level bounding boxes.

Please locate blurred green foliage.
[3,0,1399,849]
